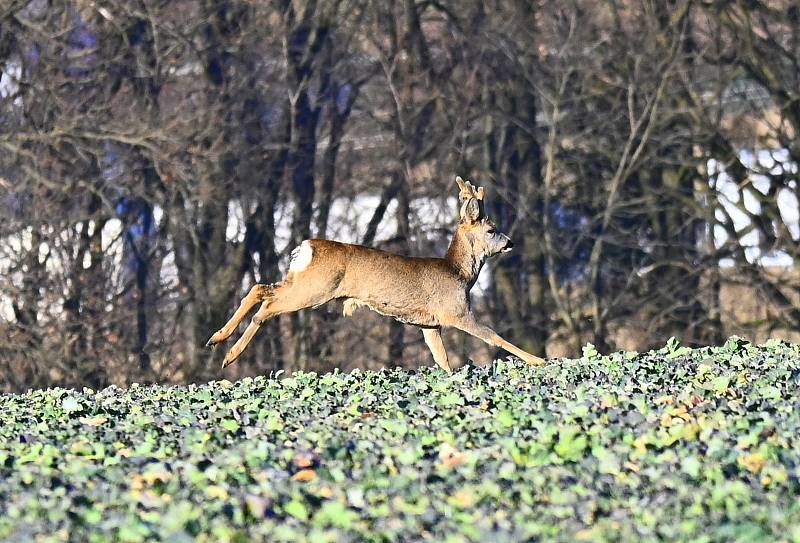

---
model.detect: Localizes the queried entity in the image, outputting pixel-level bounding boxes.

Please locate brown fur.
[207,177,546,370]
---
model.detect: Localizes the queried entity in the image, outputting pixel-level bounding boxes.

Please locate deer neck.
[445,226,484,286]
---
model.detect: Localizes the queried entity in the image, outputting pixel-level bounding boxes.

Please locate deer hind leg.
[421,327,452,372]
[450,314,545,366]
[206,284,272,347]
[221,272,342,368]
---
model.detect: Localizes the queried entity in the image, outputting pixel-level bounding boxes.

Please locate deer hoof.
[206,331,223,347]
[221,352,238,369]
[525,354,546,366]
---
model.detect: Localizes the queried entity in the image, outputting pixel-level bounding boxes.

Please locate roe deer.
[206,176,546,370]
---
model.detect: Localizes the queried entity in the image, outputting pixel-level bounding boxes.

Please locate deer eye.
[486,229,495,236]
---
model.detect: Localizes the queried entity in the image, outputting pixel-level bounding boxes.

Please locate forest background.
[1,0,798,392]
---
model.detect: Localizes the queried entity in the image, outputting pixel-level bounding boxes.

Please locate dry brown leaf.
[448,489,476,508]
[633,436,649,453]
[687,395,704,407]
[292,452,318,469]
[738,452,767,474]
[292,468,317,482]
[79,416,108,427]
[438,443,466,469]
[130,469,171,491]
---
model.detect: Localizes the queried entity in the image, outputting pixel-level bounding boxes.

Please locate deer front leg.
[206,284,270,347]
[421,328,452,372]
[450,314,545,366]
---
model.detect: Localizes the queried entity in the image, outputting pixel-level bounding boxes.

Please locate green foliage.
[1,339,799,541]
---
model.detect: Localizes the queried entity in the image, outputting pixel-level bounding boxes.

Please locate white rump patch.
[288,240,313,272]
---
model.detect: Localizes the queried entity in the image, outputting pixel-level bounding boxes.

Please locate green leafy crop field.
[2,338,799,543]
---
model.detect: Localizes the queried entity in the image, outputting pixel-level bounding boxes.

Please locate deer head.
[455,175,513,255]
[446,176,514,283]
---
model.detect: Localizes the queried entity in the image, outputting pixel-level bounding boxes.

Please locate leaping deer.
[206,176,546,371]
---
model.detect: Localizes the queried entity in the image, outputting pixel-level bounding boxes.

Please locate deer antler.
[455,176,485,202]
[455,175,485,222]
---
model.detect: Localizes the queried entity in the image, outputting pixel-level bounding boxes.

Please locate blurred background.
[1,0,798,392]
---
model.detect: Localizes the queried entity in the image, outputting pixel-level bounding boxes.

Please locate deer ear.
[461,197,481,223]
[455,176,469,200]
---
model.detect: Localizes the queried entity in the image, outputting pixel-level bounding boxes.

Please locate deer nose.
[504,237,514,252]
